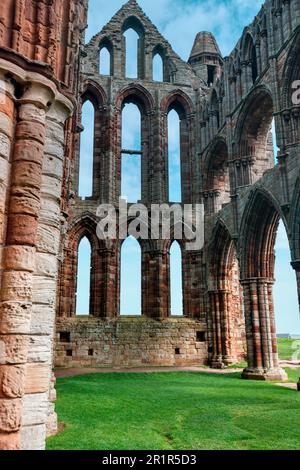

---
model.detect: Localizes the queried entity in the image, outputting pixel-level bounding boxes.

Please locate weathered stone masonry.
[55,0,211,370]
[55,0,300,381]
[0,0,300,451]
[0,0,88,450]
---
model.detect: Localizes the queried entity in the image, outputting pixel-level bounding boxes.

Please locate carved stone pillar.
[241,279,287,381]
[0,61,73,450]
[0,84,51,451]
[209,289,240,368]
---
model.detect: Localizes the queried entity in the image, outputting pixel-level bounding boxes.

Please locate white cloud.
[87,0,264,57]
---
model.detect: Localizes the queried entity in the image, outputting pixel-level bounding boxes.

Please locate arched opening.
[99,46,111,75]
[274,221,300,338]
[244,34,258,84]
[122,17,145,79]
[121,102,142,203]
[168,109,181,202]
[124,28,139,78]
[153,52,164,82]
[237,89,274,186]
[165,94,192,204]
[240,191,294,380]
[79,100,94,198]
[208,223,246,367]
[170,241,183,317]
[204,139,230,214]
[120,236,141,316]
[211,90,220,128]
[76,237,92,316]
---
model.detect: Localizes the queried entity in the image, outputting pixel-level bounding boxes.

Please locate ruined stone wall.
[55,317,207,368]
[56,0,300,380]
[0,0,300,452]
[202,0,300,379]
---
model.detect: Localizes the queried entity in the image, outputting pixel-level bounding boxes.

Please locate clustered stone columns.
[0,62,73,450]
[241,278,288,381]
[208,290,237,368]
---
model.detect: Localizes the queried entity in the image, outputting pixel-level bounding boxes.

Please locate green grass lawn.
[277,338,299,361]
[47,339,300,450]
[46,370,300,451]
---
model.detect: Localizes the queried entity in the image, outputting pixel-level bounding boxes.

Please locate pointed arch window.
[99,47,111,75]
[122,17,145,79]
[120,236,141,316]
[153,53,164,82]
[170,241,183,317]
[124,28,139,78]
[79,100,94,198]
[76,237,92,316]
[168,109,181,203]
[121,102,142,203]
[244,34,258,84]
[99,38,113,75]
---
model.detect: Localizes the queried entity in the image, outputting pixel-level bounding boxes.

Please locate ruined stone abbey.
[0,0,300,451]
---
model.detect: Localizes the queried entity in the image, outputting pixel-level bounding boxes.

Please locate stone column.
[260,31,268,70]
[0,74,17,449]
[241,279,287,381]
[0,61,73,450]
[210,291,224,368]
[96,245,119,318]
[255,42,262,76]
[183,250,205,319]
[142,244,169,318]
[0,83,50,450]
[26,99,72,449]
[209,289,238,368]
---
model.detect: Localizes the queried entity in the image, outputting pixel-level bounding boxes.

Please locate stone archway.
[239,190,289,381]
[208,221,246,368]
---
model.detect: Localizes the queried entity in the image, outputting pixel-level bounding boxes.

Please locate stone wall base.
[242,367,288,382]
[55,317,208,368]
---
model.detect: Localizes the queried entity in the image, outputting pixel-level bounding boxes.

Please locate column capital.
[0,58,74,117]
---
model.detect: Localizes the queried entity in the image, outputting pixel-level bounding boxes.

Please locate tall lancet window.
[79,100,94,198]
[168,109,181,202]
[121,102,142,203]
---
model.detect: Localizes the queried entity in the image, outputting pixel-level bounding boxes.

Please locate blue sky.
[76,0,300,334]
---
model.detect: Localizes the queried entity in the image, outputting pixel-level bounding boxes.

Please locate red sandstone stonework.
[0,0,87,451]
[0,0,300,451]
